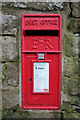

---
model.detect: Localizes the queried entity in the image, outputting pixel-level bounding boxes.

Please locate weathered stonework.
[2,90,19,109]
[62,2,71,16]
[1,2,80,119]
[71,2,80,17]
[2,13,18,36]
[63,111,79,119]
[3,63,19,87]
[64,33,75,57]
[2,2,63,11]
[1,36,18,61]
[68,18,80,33]
[29,111,61,118]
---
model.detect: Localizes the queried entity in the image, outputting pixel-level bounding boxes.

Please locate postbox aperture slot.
[25,30,58,36]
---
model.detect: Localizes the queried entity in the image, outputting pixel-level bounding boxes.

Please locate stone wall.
[1,2,80,119]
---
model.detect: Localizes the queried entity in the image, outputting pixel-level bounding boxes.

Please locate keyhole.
[30,78,32,82]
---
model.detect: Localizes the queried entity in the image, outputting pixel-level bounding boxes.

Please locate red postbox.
[22,14,62,109]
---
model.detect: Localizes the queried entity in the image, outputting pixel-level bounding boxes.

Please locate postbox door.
[22,53,60,108]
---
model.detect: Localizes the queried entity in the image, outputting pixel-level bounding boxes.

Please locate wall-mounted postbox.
[22,14,62,109]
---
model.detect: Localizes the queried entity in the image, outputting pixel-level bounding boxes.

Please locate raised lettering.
[26,20,37,25]
[40,20,45,25]
[32,38,38,49]
[39,38,44,46]
[45,39,53,49]
[32,38,53,49]
[25,19,58,27]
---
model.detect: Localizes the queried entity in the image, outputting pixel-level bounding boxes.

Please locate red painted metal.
[22,14,62,109]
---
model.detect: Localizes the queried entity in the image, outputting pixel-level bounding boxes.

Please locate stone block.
[67,18,80,33]
[1,36,18,61]
[63,32,79,97]
[61,100,80,113]
[64,33,75,57]
[29,111,61,118]
[72,2,80,17]
[64,57,75,77]
[2,13,17,35]
[63,111,79,119]
[26,2,63,11]
[62,92,79,106]
[69,80,78,96]
[2,63,19,87]
[2,89,19,108]
[2,105,30,118]
[62,93,71,103]
[2,62,19,90]
[70,96,79,105]
[62,3,71,16]
[63,55,78,98]
[2,2,63,11]
[2,2,27,9]
[64,61,78,96]
[61,101,77,113]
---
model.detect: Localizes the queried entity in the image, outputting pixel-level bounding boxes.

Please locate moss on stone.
[74,73,78,82]
[61,101,78,113]
[67,18,80,33]
[2,105,30,118]
[63,111,79,119]
[2,64,7,83]
[64,33,75,57]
